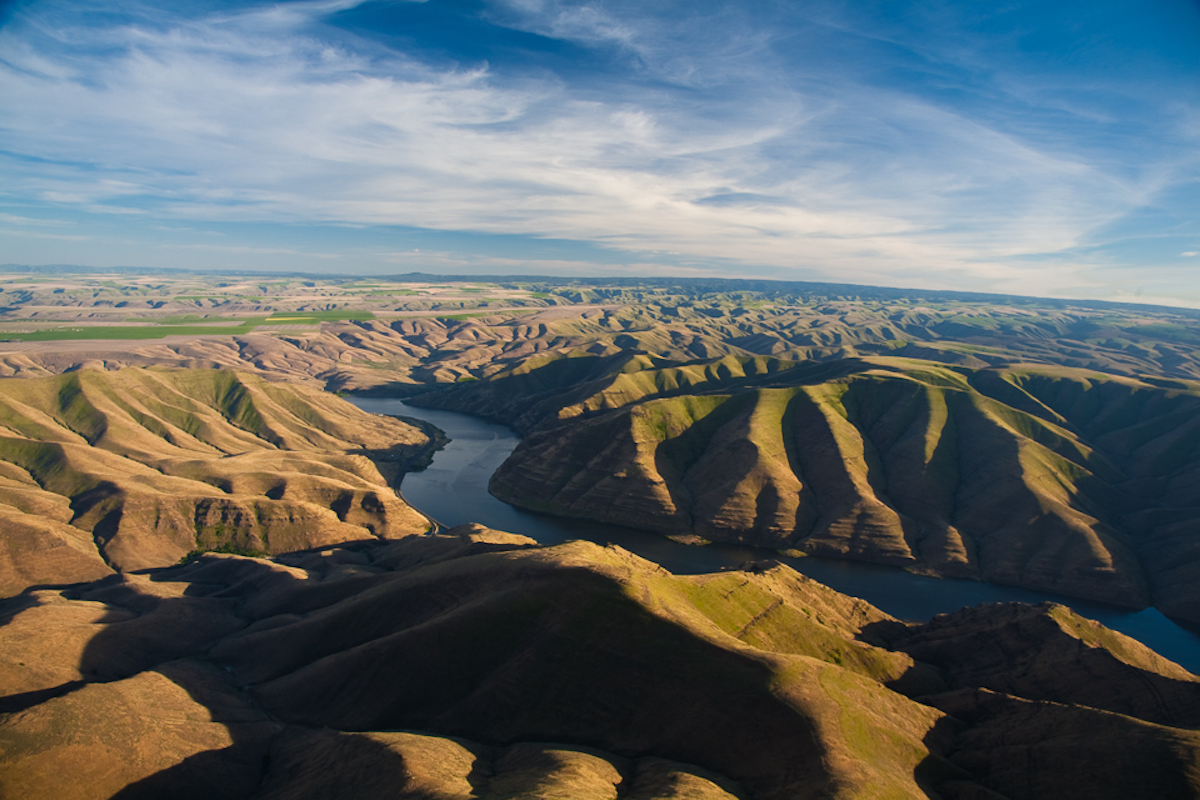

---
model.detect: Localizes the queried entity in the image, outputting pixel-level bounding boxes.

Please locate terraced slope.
[458,355,1200,617]
[4,529,1199,799]
[0,368,434,596]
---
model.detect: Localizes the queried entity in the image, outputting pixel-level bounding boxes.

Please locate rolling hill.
[5,280,1200,394]
[3,528,1200,799]
[0,368,435,596]
[421,353,1200,619]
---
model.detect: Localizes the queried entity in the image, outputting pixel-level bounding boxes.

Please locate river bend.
[351,397,1200,672]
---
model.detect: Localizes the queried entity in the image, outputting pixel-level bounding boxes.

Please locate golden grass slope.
[485,356,1200,616]
[0,368,434,595]
[4,530,1200,799]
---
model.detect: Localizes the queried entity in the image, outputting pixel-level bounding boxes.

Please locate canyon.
[3,272,1200,798]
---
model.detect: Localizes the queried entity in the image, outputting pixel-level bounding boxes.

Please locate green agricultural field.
[0,320,263,342]
[0,310,379,341]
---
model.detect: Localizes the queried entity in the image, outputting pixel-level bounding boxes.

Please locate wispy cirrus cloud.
[0,0,1197,302]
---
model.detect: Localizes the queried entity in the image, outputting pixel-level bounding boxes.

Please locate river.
[351,396,1200,672]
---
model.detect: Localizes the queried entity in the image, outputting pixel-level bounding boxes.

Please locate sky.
[1,0,1198,305]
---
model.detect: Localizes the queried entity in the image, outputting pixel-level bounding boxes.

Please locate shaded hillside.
[440,354,1200,618]
[0,368,435,596]
[3,529,1200,799]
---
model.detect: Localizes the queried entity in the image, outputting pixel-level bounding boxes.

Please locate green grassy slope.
[483,356,1200,615]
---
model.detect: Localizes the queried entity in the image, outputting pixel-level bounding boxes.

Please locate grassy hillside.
[4,530,1199,799]
[470,355,1200,617]
[0,368,435,595]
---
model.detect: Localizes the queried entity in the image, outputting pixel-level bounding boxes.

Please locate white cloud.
[171,242,345,258]
[0,229,94,242]
[0,212,69,227]
[0,0,1195,299]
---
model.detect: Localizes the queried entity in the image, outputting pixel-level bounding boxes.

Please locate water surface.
[351,397,1200,672]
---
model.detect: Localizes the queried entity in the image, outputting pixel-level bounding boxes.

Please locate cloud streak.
[0,0,1197,301]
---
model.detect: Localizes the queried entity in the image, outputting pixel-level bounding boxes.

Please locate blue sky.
[1,0,1198,305]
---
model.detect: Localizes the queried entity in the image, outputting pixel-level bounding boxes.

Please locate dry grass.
[0,368,435,594]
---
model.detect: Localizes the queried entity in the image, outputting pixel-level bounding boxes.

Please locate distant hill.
[384,272,1200,317]
[0,368,435,596]
[3,278,1200,392]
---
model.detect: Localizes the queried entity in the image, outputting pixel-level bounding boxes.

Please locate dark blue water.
[351,397,1200,672]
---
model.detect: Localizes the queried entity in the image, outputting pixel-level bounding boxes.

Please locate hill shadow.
[0,556,419,799]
